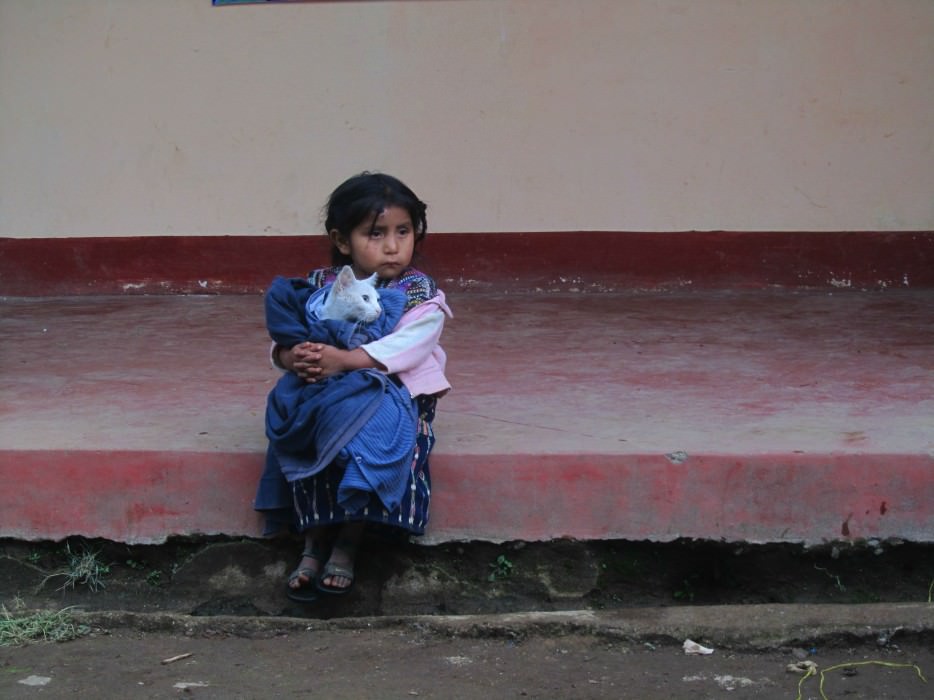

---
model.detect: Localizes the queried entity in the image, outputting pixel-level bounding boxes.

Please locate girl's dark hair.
[324,172,428,266]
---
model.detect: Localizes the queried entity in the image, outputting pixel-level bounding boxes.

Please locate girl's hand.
[279,342,384,383]
[311,345,383,381]
[279,342,325,382]
[310,345,350,381]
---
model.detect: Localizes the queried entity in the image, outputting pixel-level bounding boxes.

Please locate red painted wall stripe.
[1,449,931,544]
[1,231,932,295]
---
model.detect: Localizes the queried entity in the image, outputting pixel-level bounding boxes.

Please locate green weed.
[25,551,42,565]
[488,554,514,582]
[673,578,696,602]
[42,543,110,592]
[814,564,846,593]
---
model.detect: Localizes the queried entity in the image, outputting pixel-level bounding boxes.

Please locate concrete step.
[1,289,932,544]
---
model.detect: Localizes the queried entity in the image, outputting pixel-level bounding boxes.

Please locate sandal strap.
[288,567,317,583]
[322,562,354,580]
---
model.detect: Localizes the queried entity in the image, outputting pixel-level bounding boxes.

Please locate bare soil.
[2,623,932,699]
[1,537,932,618]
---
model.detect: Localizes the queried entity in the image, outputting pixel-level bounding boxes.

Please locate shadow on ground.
[2,537,932,619]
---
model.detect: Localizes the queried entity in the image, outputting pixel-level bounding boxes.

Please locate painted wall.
[1,0,931,238]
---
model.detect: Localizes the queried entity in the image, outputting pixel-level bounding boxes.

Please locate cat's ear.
[335,265,356,290]
[364,272,379,287]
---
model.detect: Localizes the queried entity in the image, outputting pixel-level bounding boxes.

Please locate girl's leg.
[318,521,365,593]
[288,525,335,592]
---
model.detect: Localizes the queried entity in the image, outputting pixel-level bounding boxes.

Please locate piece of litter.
[786,660,818,674]
[173,681,209,689]
[161,653,193,665]
[18,675,52,687]
[714,674,756,690]
[444,656,473,666]
[683,639,714,655]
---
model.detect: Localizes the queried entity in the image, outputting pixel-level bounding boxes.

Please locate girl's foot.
[287,533,332,603]
[317,522,363,595]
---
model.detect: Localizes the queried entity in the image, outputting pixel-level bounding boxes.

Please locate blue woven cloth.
[258,276,417,515]
[264,275,406,349]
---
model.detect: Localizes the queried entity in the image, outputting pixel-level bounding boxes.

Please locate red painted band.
[2,231,932,295]
[1,449,931,544]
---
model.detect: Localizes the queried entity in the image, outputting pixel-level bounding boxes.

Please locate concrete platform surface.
[1,289,932,544]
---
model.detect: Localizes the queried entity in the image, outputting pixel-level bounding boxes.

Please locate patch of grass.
[673,577,696,602]
[124,558,163,586]
[488,554,514,582]
[600,552,643,579]
[814,564,846,593]
[42,543,110,592]
[25,550,42,565]
[0,606,87,646]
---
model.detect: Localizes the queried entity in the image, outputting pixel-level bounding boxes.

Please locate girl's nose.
[383,234,399,253]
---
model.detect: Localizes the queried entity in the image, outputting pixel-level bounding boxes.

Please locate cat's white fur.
[318,265,382,323]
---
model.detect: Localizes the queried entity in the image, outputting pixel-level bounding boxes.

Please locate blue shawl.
[257,276,417,517]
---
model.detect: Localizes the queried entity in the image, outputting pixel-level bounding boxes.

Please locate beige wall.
[1,0,931,238]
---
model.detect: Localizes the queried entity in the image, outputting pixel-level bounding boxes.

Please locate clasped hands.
[279,341,380,383]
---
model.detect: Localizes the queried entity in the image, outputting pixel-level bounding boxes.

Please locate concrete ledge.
[1,449,931,545]
[72,603,934,650]
[2,288,932,545]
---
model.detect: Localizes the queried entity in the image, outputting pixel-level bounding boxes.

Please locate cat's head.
[327,265,382,323]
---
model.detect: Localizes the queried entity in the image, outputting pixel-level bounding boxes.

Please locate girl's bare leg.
[319,521,365,591]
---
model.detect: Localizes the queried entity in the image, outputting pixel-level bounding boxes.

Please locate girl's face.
[331,205,415,280]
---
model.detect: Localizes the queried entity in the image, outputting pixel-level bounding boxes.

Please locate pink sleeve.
[363,304,447,374]
[362,291,453,396]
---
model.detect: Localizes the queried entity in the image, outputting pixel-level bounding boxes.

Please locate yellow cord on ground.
[795,659,927,700]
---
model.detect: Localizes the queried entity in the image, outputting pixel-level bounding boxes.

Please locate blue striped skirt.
[255,396,436,539]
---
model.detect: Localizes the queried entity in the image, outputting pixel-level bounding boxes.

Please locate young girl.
[254,172,452,602]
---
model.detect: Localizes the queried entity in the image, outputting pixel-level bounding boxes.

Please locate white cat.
[317,265,382,324]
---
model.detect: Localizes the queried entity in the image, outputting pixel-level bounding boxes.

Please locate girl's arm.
[361,309,445,374]
[282,291,451,384]
[278,342,387,383]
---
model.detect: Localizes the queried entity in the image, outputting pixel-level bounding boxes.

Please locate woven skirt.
[257,396,436,539]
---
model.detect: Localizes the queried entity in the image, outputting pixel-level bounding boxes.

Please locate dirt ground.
[1,538,933,698]
[2,624,932,699]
